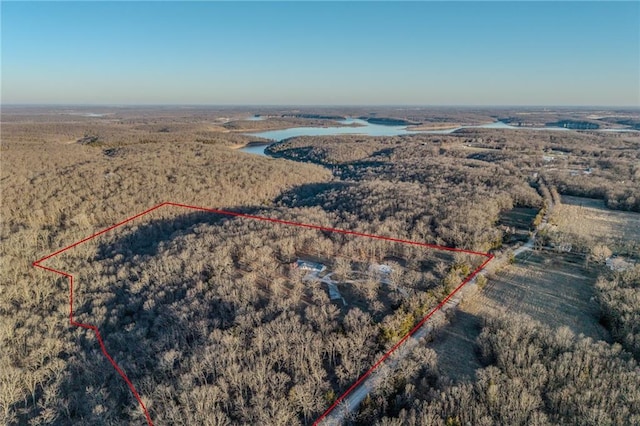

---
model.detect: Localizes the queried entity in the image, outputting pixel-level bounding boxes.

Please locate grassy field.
[429,251,610,382]
[429,195,640,383]
[549,195,640,253]
[497,207,538,244]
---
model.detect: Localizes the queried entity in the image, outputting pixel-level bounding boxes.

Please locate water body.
[248,118,418,141]
[66,112,108,117]
[240,119,418,156]
[240,144,273,156]
[239,118,632,157]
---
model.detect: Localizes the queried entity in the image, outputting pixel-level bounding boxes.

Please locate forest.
[40,204,477,424]
[2,106,639,425]
[269,129,640,212]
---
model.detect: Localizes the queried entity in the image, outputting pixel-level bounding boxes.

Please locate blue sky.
[2,1,638,106]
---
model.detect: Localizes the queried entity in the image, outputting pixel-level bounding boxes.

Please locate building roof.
[296,259,326,272]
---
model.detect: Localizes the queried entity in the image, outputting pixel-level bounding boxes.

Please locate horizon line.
[3,103,639,110]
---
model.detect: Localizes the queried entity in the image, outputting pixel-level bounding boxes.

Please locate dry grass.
[472,253,607,339]
[430,251,610,382]
[550,195,640,253]
[431,196,640,383]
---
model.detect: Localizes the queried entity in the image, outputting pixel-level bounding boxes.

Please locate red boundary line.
[33,202,494,425]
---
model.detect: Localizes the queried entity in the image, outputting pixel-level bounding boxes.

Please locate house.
[295,259,326,273]
[326,283,342,301]
[369,263,392,275]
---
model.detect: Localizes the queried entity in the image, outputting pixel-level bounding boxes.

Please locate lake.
[239,118,631,156]
[247,118,419,141]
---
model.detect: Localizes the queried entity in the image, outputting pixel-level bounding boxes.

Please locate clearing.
[549,195,640,254]
[430,195,640,383]
[430,251,610,382]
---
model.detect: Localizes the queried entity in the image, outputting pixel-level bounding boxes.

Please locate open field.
[429,251,610,382]
[548,195,640,254]
[475,252,608,339]
[497,207,538,244]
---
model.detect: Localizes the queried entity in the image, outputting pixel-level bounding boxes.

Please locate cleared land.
[550,195,640,254]
[475,252,607,338]
[497,207,538,244]
[431,196,640,384]
[430,251,610,383]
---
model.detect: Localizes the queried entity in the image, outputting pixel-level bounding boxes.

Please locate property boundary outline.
[33,201,494,426]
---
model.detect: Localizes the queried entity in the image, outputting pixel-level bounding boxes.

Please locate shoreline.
[230,140,272,150]
[407,123,462,131]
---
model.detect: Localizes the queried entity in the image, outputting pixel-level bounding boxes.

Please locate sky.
[2,1,639,106]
